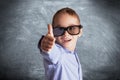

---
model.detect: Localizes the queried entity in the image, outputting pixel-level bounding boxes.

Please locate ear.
[78,28,83,37]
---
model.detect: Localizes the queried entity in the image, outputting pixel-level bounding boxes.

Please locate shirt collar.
[56,43,77,54]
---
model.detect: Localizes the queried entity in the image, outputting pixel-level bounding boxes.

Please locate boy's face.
[53,14,82,51]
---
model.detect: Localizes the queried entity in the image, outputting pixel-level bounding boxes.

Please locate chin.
[63,44,75,50]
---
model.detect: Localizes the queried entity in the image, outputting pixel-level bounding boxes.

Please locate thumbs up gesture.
[40,24,55,52]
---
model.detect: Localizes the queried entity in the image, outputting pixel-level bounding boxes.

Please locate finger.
[41,39,53,50]
[42,40,53,47]
[46,36,54,41]
[47,24,54,37]
[42,44,52,52]
[48,41,54,45]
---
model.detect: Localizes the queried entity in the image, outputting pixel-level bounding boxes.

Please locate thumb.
[47,24,54,37]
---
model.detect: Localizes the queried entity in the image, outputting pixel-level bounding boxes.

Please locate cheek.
[55,37,62,43]
[72,36,79,42]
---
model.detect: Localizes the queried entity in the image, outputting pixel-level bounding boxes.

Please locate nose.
[63,30,69,36]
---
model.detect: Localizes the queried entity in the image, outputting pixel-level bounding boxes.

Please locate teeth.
[61,37,71,42]
[63,39,71,42]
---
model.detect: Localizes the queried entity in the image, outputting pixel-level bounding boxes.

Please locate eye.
[53,27,65,36]
[68,26,77,31]
[59,27,65,30]
[67,26,80,34]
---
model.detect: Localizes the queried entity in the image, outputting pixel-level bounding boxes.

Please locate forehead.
[53,14,80,27]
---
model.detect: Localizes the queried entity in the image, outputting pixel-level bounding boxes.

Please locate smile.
[63,39,72,43]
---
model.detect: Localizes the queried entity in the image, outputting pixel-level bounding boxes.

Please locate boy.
[38,7,83,80]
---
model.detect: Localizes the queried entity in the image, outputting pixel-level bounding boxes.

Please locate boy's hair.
[52,7,80,27]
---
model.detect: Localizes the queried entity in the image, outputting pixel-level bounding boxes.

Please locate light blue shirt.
[40,43,82,80]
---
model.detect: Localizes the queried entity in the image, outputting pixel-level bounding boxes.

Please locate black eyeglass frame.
[53,25,83,37]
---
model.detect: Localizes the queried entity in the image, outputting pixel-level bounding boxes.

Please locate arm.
[38,24,61,64]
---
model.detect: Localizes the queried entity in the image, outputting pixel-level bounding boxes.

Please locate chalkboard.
[0,0,120,80]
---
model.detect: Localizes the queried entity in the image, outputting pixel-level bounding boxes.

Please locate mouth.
[63,39,72,43]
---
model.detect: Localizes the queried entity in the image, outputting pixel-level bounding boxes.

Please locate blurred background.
[0,0,120,80]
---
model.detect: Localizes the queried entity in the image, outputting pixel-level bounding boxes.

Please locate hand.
[40,24,55,52]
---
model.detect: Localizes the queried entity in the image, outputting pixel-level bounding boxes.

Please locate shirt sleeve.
[38,35,44,51]
[41,44,61,64]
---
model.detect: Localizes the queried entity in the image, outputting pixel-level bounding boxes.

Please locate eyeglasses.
[53,25,83,37]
